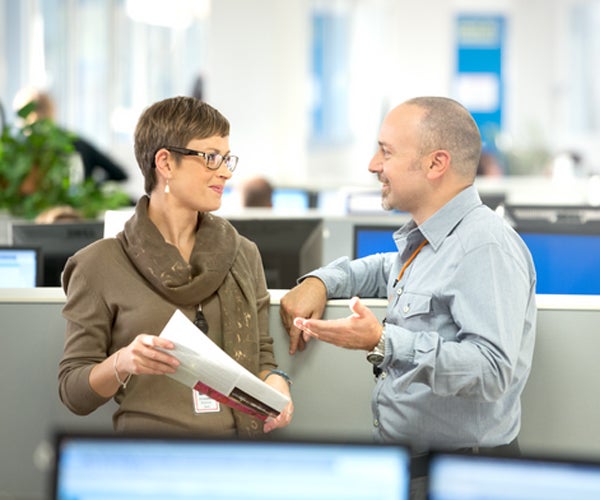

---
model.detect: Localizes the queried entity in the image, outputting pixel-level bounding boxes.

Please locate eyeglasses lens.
[204,153,220,170]
[225,156,238,172]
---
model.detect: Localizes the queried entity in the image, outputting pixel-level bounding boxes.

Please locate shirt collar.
[409,185,482,251]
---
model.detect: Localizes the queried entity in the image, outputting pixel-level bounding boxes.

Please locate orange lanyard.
[393,239,428,287]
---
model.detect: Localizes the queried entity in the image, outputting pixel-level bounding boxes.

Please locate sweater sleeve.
[58,253,113,415]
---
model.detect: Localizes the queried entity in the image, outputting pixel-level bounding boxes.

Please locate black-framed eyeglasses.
[164,145,238,173]
[193,308,209,334]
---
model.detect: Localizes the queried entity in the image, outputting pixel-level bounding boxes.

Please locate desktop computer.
[10,220,104,286]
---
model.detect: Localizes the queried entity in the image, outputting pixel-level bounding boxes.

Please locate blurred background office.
[1,0,600,210]
[4,3,600,499]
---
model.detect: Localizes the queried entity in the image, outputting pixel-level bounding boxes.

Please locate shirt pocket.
[398,291,432,319]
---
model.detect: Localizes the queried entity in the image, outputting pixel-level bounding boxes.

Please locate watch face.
[366,351,384,365]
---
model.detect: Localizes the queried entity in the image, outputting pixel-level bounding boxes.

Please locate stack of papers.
[159,310,289,421]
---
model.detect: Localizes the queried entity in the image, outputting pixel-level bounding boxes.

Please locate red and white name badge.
[192,389,220,414]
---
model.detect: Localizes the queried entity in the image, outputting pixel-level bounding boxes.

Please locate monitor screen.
[229,217,323,289]
[428,451,600,500]
[353,225,398,259]
[52,433,411,500]
[11,221,104,286]
[219,185,239,211]
[0,246,42,287]
[519,232,600,294]
[504,204,600,295]
[272,188,310,212]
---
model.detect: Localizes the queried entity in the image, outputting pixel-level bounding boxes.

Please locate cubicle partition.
[2,289,600,499]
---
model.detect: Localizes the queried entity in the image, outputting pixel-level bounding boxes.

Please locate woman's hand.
[90,334,180,398]
[262,372,293,433]
[117,334,180,377]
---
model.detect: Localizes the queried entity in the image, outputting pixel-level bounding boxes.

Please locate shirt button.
[373,419,379,427]
[396,287,403,296]
[381,371,387,379]
[403,305,410,313]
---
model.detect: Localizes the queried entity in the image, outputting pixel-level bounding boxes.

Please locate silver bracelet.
[264,369,292,386]
[113,351,132,389]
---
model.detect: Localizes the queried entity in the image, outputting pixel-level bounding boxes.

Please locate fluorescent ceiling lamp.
[126,0,211,29]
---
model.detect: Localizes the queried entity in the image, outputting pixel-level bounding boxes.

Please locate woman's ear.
[154,147,172,179]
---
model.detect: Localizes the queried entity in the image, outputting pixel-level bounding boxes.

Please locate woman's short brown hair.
[134,96,230,194]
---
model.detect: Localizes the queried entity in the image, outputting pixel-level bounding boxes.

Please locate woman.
[58,96,293,437]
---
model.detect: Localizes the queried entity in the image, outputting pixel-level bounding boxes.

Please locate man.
[13,88,129,183]
[239,175,274,208]
[280,97,536,486]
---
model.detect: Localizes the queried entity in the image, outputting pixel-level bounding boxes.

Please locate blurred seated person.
[35,205,83,224]
[239,175,274,208]
[13,87,129,184]
[190,74,205,101]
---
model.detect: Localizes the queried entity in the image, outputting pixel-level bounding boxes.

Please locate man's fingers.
[288,324,303,354]
[279,305,293,330]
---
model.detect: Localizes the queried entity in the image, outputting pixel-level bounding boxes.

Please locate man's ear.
[426,149,451,179]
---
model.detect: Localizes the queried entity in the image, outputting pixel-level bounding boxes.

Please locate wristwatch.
[366,326,386,366]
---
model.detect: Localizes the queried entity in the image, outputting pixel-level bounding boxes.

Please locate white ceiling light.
[126,0,211,29]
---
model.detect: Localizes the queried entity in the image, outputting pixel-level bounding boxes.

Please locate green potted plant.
[0,101,130,220]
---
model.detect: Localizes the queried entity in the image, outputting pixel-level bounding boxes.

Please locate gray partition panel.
[1,299,117,500]
[519,307,600,458]
[2,290,600,499]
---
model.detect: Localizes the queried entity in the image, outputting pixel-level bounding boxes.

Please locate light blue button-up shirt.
[310,186,537,452]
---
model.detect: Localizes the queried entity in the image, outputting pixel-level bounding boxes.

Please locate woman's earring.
[164,179,170,194]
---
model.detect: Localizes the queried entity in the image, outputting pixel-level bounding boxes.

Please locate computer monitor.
[346,190,386,214]
[229,217,323,289]
[10,221,104,286]
[0,246,43,287]
[51,433,411,500]
[272,188,311,212]
[479,191,506,210]
[427,451,600,500]
[353,224,399,259]
[504,204,600,294]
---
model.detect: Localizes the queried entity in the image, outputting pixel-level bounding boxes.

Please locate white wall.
[3,0,591,199]
[205,0,310,188]
[199,0,588,193]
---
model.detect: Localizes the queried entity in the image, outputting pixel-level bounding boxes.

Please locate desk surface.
[3,287,600,312]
